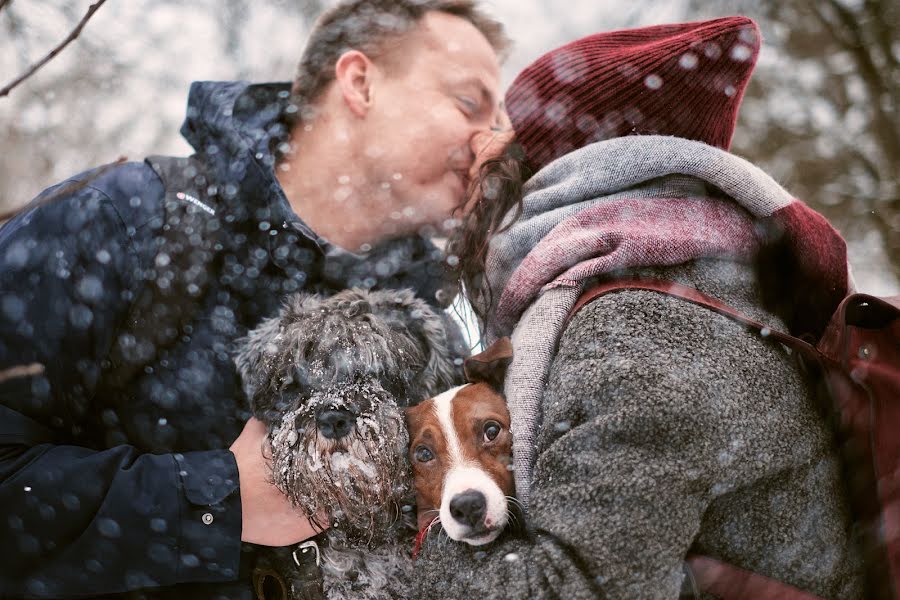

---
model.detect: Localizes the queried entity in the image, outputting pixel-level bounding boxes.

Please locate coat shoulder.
[545,272,829,472]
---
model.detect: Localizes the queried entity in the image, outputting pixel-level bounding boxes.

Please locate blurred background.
[1,0,898,295]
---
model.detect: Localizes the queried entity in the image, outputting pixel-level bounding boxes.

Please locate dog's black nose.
[449,490,486,528]
[317,409,354,439]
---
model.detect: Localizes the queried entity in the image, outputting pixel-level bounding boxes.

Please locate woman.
[418,16,865,599]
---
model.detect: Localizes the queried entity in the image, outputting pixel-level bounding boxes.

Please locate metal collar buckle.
[293,539,321,567]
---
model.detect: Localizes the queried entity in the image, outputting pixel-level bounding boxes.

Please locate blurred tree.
[689,0,899,282]
[0,0,321,214]
[1,0,109,98]
[0,0,131,213]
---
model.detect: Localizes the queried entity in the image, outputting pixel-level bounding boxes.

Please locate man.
[0,1,509,597]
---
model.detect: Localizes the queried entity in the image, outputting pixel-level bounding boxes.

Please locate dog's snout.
[317,409,355,439]
[449,490,487,528]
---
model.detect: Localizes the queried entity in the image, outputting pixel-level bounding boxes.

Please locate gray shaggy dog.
[234,287,465,600]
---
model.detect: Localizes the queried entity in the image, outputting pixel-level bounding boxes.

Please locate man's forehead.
[414,11,501,82]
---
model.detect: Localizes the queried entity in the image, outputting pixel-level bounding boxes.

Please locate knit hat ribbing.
[506,16,761,174]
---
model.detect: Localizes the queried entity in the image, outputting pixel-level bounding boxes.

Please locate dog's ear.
[369,288,465,399]
[233,293,323,414]
[464,337,512,389]
[234,314,284,407]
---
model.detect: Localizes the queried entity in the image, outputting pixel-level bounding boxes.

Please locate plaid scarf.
[482,135,850,505]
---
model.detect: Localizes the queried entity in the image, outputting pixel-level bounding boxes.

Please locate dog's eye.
[414,445,434,463]
[483,420,502,442]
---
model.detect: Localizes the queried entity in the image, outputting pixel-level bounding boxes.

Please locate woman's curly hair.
[446,143,530,333]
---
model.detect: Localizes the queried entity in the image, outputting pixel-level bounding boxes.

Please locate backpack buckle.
[293,539,321,567]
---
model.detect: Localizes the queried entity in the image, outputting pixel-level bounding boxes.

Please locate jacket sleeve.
[412,289,807,599]
[0,167,243,598]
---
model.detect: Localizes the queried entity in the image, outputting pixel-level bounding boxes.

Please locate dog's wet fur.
[235,288,464,599]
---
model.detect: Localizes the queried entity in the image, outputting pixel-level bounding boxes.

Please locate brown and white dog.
[405,338,516,548]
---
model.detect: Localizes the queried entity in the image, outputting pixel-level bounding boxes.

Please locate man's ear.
[334,50,375,118]
[464,337,513,389]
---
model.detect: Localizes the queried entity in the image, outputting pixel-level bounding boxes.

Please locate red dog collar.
[412,517,440,560]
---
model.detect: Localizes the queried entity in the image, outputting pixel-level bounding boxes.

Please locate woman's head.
[507,16,760,174]
[450,16,761,328]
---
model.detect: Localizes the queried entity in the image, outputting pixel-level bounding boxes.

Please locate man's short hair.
[288,0,510,121]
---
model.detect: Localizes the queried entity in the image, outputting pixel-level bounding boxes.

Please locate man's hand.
[230,417,326,546]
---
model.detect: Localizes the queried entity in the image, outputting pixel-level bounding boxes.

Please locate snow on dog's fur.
[235,288,464,599]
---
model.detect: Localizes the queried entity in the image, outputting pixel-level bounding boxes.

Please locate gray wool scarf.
[486,135,822,506]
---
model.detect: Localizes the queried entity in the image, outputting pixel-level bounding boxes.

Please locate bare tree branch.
[812,0,900,161]
[0,0,109,99]
[868,209,900,283]
[0,363,44,384]
[864,0,899,72]
[848,148,883,185]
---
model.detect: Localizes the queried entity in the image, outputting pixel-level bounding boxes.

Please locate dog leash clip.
[293,539,321,567]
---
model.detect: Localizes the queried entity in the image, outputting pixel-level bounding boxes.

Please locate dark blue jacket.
[0,81,450,599]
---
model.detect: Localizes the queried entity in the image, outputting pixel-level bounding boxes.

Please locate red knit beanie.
[506,16,761,173]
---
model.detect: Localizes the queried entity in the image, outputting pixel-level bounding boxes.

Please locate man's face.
[362,11,506,235]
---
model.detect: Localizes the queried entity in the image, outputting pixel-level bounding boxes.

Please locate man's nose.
[468,128,515,178]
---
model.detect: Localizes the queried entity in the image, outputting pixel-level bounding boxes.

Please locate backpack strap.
[103,155,222,391]
[569,278,820,362]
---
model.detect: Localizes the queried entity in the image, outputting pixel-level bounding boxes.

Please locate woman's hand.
[230,417,327,546]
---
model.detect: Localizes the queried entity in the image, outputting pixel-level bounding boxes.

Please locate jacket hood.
[178,81,313,236]
[181,80,292,175]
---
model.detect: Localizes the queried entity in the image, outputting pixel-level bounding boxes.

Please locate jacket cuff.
[173,449,242,582]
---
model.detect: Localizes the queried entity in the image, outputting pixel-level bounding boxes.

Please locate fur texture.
[235,288,465,599]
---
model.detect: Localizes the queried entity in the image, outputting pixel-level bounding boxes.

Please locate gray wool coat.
[412,258,865,599]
